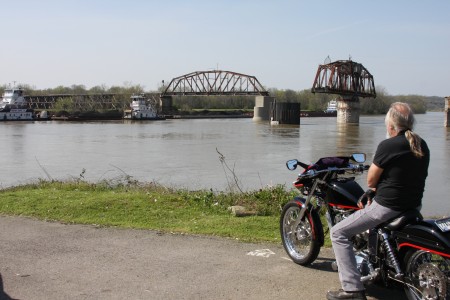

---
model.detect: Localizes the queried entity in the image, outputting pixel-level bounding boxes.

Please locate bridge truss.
[24,93,160,111]
[161,70,269,97]
[311,60,376,98]
[25,94,119,110]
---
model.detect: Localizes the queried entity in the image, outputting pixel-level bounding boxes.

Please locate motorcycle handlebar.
[357,164,370,172]
[299,164,368,178]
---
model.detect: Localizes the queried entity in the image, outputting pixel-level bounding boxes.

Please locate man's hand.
[357,189,375,209]
[357,198,372,209]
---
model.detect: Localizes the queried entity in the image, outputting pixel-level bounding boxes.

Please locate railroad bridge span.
[26,94,120,110]
[25,70,275,121]
[162,65,377,123]
[160,70,274,121]
[25,93,161,111]
[312,59,376,123]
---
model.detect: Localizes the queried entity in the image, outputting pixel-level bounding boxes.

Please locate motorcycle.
[280,153,450,300]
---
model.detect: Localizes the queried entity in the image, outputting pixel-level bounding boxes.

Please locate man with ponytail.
[327,102,430,300]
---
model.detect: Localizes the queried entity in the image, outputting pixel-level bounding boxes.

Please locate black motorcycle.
[280,153,450,299]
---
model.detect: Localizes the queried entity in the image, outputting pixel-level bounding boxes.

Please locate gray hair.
[385,102,424,158]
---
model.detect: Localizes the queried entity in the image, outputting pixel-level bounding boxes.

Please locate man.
[326,102,430,300]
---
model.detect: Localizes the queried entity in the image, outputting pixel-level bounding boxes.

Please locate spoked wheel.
[403,249,450,300]
[280,201,322,266]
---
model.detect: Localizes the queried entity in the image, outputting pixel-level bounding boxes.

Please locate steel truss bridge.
[161,70,269,97]
[23,71,269,110]
[311,60,376,98]
[25,93,160,110]
[20,65,377,111]
[25,94,117,110]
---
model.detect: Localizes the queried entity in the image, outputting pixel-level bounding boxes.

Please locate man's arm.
[367,163,383,189]
[356,163,383,208]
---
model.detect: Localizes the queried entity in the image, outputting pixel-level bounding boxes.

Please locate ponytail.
[405,130,424,158]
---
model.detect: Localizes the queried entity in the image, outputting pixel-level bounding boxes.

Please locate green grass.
[0,180,296,243]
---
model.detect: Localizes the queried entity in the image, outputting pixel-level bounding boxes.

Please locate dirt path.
[0,216,406,299]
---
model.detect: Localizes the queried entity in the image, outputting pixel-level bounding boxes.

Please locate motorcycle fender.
[395,222,450,258]
[292,197,325,247]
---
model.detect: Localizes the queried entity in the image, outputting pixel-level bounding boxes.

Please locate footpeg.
[361,268,380,284]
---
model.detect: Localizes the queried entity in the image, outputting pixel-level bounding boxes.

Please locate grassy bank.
[0,180,300,243]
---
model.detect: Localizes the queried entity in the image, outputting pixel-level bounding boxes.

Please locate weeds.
[216,148,244,194]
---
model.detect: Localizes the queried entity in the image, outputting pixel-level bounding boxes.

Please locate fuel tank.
[325,178,364,209]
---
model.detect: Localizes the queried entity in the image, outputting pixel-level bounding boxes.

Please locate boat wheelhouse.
[123,94,163,120]
[0,87,34,120]
[325,99,338,113]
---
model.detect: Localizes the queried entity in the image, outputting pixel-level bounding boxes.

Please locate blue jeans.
[330,200,399,291]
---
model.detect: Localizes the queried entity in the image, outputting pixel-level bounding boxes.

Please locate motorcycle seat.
[383,210,423,231]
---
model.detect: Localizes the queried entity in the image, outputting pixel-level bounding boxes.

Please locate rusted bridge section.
[24,93,160,111]
[22,70,272,119]
[25,94,118,110]
[159,70,273,121]
[161,70,269,96]
[312,60,376,98]
[312,59,376,123]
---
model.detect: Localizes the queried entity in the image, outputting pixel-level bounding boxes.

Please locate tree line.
[1,83,440,114]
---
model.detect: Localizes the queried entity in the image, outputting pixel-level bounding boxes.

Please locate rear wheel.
[403,249,450,300]
[280,201,322,266]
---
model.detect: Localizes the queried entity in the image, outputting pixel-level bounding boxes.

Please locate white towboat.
[123,94,163,120]
[324,99,338,113]
[0,87,34,121]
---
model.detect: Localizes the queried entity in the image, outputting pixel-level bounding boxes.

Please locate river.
[1,112,449,217]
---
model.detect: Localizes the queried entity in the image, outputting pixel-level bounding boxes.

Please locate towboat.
[123,94,164,120]
[324,99,338,114]
[0,87,34,121]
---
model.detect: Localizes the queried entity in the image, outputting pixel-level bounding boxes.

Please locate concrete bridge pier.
[337,96,360,124]
[445,96,450,127]
[253,96,275,122]
[160,96,173,114]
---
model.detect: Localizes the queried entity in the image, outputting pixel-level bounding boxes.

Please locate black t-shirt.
[373,132,430,211]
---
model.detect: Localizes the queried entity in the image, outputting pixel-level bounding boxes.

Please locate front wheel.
[280,200,323,266]
[403,249,450,300]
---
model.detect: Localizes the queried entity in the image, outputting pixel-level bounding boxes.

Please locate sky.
[2,0,449,97]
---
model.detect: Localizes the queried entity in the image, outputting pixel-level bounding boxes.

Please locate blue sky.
[2,0,449,96]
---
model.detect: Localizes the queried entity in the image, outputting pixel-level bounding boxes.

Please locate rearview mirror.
[351,153,366,163]
[286,159,298,170]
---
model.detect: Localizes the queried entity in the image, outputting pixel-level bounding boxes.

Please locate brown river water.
[1,112,449,216]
